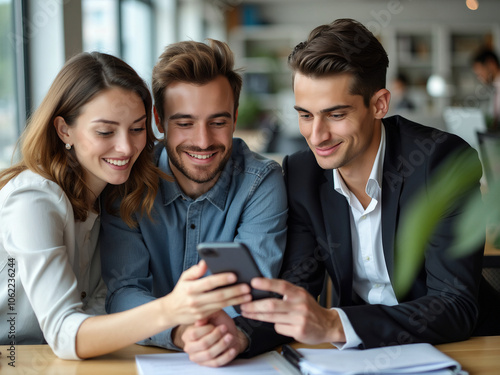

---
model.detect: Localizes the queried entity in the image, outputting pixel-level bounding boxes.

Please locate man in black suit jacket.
[239,18,484,350]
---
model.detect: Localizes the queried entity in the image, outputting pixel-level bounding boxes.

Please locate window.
[122,0,154,81]
[0,0,22,168]
[82,0,154,81]
[82,0,120,56]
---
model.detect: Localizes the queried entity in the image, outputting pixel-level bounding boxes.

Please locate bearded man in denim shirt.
[100,39,287,366]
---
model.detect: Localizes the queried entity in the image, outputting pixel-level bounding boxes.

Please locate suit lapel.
[381,120,404,280]
[320,170,353,304]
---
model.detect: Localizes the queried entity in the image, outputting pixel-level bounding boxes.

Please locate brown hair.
[0,51,168,227]
[288,18,389,107]
[152,38,242,123]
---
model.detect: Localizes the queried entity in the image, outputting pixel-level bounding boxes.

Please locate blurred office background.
[1,0,500,168]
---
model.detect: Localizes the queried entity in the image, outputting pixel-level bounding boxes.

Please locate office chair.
[476,130,500,291]
[476,131,500,186]
[472,131,500,335]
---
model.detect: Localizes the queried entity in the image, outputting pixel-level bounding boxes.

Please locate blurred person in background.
[472,48,500,131]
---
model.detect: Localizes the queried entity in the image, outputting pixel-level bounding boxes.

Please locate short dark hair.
[472,48,499,67]
[288,18,389,107]
[152,39,242,123]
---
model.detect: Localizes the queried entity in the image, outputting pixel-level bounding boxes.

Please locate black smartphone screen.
[196,242,278,311]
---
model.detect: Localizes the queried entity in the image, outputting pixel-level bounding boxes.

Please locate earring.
[65,143,72,150]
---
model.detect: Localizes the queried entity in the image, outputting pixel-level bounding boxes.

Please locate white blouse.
[0,170,106,359]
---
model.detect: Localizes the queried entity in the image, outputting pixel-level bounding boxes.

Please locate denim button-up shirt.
[100,138,287,349]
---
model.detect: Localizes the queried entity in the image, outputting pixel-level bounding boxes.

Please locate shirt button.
[365,256,370,261]
[81,291,87,299]
[361,215,367,220]
[190,224,196,229]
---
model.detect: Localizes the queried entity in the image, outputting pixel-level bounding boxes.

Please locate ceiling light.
[466,0,479,10]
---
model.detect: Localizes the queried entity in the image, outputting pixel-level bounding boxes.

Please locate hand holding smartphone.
[196,242,279,313]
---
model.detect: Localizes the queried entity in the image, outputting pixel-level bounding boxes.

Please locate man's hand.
[240,278,346,345]
[172,324,188,349]
[181,310,249,367]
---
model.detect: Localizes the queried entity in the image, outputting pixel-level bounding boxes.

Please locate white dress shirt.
[331,124,398,349]
[0,170,106,359]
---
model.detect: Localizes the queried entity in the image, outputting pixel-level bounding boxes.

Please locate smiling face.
[55,87,147,199]
[156,75,236,198]
[293,72,388,179]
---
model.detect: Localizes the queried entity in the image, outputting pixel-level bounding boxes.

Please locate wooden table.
[436,336,500,375]
[1,336,499,375]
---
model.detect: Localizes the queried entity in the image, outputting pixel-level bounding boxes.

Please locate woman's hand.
[163,261,252,326]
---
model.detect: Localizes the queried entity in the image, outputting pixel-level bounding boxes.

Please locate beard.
[166,142,232,184]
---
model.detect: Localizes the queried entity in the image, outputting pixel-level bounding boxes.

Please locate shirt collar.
[158,147,230,211]
[367,123,386,196]
[333,123,386,199]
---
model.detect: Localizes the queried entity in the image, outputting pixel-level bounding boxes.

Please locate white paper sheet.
[136,350,300,375]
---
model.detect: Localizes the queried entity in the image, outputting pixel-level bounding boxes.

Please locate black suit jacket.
[281,115,484,348]
[236,115,484,355]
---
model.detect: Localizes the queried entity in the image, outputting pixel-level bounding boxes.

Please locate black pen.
[282,344,304,372]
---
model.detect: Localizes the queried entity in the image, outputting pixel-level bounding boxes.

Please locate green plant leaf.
[394,148,483,297]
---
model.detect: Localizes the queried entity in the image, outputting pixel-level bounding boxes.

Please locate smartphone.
[196,242,278,313]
